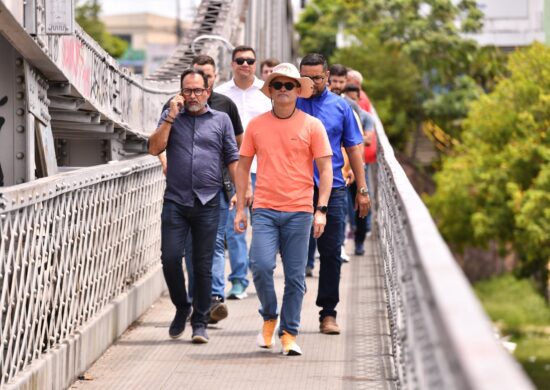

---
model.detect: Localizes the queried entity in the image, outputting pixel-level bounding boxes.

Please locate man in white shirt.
[215,45,271,300]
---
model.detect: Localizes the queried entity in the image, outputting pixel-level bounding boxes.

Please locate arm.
[234,156,253,233]
[313,155,333,238]
[345,144,371,218]
[341,146,354,185]
[158,152,167,176]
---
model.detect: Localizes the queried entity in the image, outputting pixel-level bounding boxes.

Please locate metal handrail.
[0,156,164,387]
[373,112,534,389]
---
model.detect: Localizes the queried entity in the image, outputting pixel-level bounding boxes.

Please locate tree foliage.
[76,0,128,58]
[331,38,421,149]
[426,43,550,282]
[296,0,505,148]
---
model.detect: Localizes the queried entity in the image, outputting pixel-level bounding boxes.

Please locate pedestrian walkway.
[70,236,395,390]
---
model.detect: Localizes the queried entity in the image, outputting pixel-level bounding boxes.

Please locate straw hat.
[260,63,314,99]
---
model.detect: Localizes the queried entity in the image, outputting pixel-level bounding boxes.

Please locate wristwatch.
[315,205,328,214]
[359,187,369,196]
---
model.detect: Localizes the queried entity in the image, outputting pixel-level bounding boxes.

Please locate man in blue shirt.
[149,69,239,344]
[297,53,371,335]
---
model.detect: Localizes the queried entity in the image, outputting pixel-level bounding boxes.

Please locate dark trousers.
[350,165,372,245]
[313,187,347,321]
[160,195,220,327]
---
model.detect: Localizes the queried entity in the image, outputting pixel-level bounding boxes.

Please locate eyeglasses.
[302,75,325,83]
[270,81,298,91]
[234,57,256,65]
[181,88,207,96]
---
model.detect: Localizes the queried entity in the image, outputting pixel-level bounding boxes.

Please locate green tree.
[295,0,505,151]
[76,0,128,58]
[426,43,550,284]
[331,38,422,149]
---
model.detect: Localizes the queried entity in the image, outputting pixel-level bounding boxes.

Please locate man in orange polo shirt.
[234,63,333,356]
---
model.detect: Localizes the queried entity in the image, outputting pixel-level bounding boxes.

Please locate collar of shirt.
[224,76,264,91]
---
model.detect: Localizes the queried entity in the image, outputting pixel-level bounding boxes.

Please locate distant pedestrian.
[234,63,333,355]
[297,54,371,335]
[260,58,280,81]
[149,68,239,343]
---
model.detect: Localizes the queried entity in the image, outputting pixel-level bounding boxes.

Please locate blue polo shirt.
[297,88,363,188]
[157,105,239,206]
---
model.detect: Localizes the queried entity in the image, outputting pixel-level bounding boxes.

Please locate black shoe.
[192,326,209,344]
[354,242,365,256]
[305,266,313,277]
[208,296,228,324]
[169,309,189,339]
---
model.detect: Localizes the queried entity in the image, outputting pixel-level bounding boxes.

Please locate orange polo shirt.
[240,109,332,213]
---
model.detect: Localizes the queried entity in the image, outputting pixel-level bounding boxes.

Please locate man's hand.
[245,184,253,207]
[344,168,355,186]
[355,191,371,218]
[169,94,185,117]
[234,209,248,233]
[364,131,373,146]
[312,211,327,238]
[229,194,237,210]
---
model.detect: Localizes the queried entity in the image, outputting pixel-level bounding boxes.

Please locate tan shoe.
[320,316,340,335]
[280,330,302,356]
[256,319,277,348]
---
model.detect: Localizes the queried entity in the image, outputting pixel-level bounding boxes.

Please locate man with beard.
[148,69,239,343]
[297,54,371,336]
[159,55,248,326]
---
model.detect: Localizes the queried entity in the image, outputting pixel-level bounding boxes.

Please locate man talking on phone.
[148,68,239,344]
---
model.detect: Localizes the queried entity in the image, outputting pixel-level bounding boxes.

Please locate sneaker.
[354,242,365,256]
[256,319,277,349]
[208,296,228,324]
[305,266,313,277]
[169,309,189,339]
[192,326,209,344]
[340,246,350,263]
[227,281,248,300]
[280,330,302,356]
[320,316,340,335]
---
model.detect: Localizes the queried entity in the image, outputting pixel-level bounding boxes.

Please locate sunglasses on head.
[270,81,298,91]
[234,57,256,65]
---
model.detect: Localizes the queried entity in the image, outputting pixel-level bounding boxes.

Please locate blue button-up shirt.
[158,105,239,206]
[297,88,363,188]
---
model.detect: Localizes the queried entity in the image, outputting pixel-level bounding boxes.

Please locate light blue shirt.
[297,88,363,188]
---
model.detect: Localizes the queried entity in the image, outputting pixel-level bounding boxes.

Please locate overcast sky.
[101,0,304,20]
[101,0,201,19]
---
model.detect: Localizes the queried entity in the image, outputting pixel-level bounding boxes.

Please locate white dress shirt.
[215,77,271,173]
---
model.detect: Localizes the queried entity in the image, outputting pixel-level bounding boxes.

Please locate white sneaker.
[340,246,350,263]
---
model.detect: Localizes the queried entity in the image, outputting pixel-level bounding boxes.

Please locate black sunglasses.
[270,81,298,91]
[234,57,256,65]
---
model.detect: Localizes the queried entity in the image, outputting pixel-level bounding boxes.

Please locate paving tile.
[71,235,396,390]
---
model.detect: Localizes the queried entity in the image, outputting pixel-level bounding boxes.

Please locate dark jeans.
[350,165,372,245]
[313,186,347,321]
[160,195,220,327]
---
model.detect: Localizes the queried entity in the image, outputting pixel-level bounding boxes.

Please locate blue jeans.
[184,192,229,299]
[250,208,313,335]
[225,205,249,288]
[160,196,220,327]
[314,187,347,321]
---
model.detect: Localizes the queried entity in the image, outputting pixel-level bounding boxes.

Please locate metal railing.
[373,115,534,389]
[0,156,164,387]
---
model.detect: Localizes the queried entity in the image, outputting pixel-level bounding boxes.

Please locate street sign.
[45,0,73,35]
